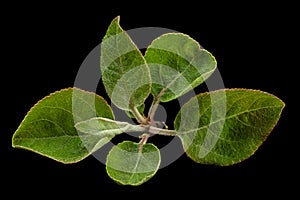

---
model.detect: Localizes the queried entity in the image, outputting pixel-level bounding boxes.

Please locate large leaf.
[100,16,151,111]
[174,89,285,166]
[106,141,161,185]
[144,33,216,102]
[12,88,114,163]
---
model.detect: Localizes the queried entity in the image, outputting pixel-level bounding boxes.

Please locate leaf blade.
[174,89,285,165]
[106,141,161,185]
[100,16,151,111]
[145,33,216,102]
[12,88,114,163]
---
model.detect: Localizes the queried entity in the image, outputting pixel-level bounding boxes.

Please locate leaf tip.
[112,15,121,24]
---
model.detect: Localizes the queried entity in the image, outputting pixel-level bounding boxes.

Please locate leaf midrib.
[179,104,283,135]
[127,153,143,182]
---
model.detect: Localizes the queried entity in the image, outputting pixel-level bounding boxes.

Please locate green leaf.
[12,88,114,163]
[100,16,151,111]
[144,33,216,102]
[106,141,161,186]
[174,89,285,166]
[75,117,146,136]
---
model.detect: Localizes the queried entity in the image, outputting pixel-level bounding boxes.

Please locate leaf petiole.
[147,81,170,122]
[138,133,150,155]
[131,105,148,125]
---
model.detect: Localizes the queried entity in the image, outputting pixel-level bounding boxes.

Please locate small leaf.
[100,16,151,111]
[174,89,285,166]
[12,88,114,163]
[106,141,161,186]
[75,117,146,136]
[145,33,216,102]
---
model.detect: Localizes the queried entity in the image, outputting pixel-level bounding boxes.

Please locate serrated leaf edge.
[12,87,114,164]
[176,88,285,166]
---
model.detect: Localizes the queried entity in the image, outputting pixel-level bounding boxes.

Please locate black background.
[2,2,296,198]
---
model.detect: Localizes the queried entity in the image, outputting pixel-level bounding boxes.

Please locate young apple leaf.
[75,117,146,136]
[144,33,216,102]
[100,16,151,112]
[174,89,285,166]
[12,88,114,163]
[11,16,287,186]
[106,141,161,186]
